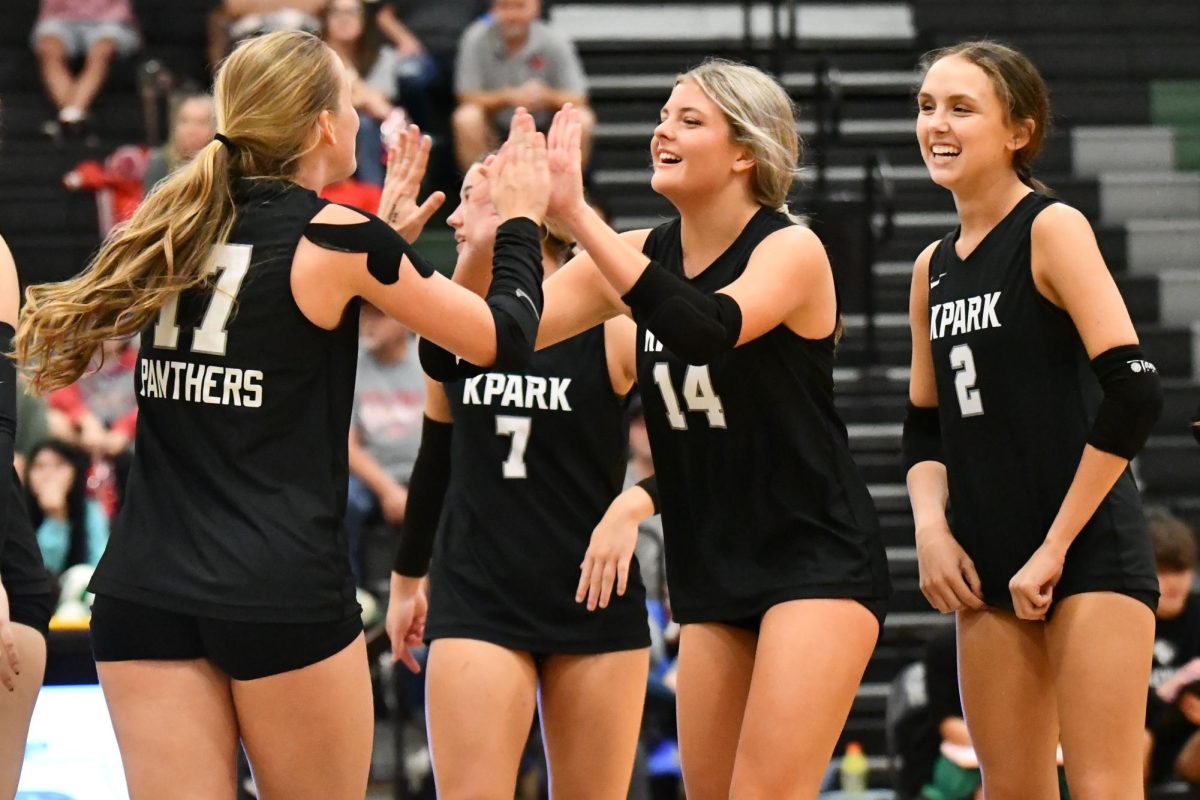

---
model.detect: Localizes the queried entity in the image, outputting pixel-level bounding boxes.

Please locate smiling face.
[650,80,750,205]
[916,54,1032,191]
[447,163,502,255]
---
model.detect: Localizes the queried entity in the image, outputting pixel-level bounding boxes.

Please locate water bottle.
[839,740,869,794]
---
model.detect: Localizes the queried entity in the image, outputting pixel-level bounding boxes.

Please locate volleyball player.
[424,59,892,799]
[388,161,651,799]
[15,31,549,799]
[905,41,1162,798]
[0,234,54,797]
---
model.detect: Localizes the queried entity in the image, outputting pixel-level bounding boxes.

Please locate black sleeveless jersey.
[637,208,891,624]
[90,180,362,623]
[427,324,649,652]
[927,192,1158,608]
[1,470,52,598]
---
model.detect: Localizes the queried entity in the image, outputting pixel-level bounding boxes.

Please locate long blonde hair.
[678,59,801,219]
[17,30,343,393]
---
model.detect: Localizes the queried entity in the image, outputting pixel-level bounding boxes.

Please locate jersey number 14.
[652,363,726,429]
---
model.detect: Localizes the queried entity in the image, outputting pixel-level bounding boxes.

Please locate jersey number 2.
[949,343,984,417]
[652,363,726,430]
[153,244,253,356]
[496,415,531,479]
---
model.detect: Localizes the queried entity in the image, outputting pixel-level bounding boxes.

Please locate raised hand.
[546,103,587,220]
[488,109,550,224]
[379,123,446,243]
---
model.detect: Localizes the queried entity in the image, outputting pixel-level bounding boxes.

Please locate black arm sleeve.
[304,207,438,281]
[418,217,544,381]
[620,261,742,366]
[1087,344,1163,460]
[635,475,659,514]
[0,323,16,553]
[393,415,453,577]
[901,403,944,472]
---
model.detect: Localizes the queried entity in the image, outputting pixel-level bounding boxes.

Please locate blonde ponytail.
[17,30,343,392]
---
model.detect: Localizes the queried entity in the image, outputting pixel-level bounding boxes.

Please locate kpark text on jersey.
[461,373,573,411]
[929,291,1002,341]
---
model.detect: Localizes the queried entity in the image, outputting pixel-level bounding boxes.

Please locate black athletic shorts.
[722,596,889,635]
[8,588,54,637]
[90,594,363,681]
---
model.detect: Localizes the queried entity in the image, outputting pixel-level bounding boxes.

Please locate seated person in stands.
[374,0,487,136]
[47,337,137,463]
[1145,509,1200,785]
[25,440,109,582]
[143,93,215,192]
[345,303,425,586]
[213,0,324,59]
[452,0,593,174]
[46,337,137,516]
[322,0,405,187]
[32,0,141,137]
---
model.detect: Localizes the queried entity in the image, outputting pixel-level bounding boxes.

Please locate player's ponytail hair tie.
[213,133,238,152]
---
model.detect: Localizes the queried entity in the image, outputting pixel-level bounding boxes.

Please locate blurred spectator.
[64,143,151,236]
[375,0,486,132]
[220,0,324,51]
[15,376,52,479]
[452,0,592,174]
[322,0,403,186]
[32,0,142,138]
[345,303,425,585]
[47,338,137,462]
[1145,509,1200,784]
[25,440,109,580]
[143,93,216,193]
[47,337,138,517]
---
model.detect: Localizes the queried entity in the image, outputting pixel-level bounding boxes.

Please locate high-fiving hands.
[379,124,446,243]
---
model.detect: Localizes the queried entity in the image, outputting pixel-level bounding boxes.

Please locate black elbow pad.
[1086,345,1163,460]
[622,261,742,365]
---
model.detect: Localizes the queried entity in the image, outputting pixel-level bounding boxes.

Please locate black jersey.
[636,208,891,624]
[90,180,361,623]
[426,324,649,653]
[927,192,1158,609]
[0,470,52,598]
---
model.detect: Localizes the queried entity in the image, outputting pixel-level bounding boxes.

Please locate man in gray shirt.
[345,303,426,585]
[452,0,594,174]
